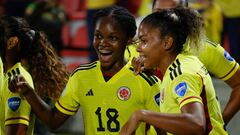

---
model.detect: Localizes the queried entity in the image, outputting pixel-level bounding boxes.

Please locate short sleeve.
[5,68,34,126]
[171,74,203,109]
[5,94,31,126]
[55,76,80,115]
[199,41,239,81]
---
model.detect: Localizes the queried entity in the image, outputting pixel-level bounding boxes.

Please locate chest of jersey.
[68,63,159,134]
[76,71,148,117]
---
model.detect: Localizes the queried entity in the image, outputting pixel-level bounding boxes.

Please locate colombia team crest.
[117,86,131,101]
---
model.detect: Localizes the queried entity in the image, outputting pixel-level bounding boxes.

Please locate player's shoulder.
[129,67,159,86]
[168,58,183,81]
[198,39,222,58]
[168,55,202,81]
[70,61,98,77]
[7,63,30,80]
[204,39,219,47]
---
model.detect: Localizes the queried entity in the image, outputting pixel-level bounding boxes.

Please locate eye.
[109,36,118,41]
[139,38,148,48]
[94,33,102,39]
[139,38,147,44]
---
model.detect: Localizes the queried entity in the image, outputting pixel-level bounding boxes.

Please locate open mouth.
[98,50,113,62]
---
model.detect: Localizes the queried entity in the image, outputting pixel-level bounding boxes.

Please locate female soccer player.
[132,0,240,125]
[8,6,160,135]
[0,16,69,135]
[120,8,228,135]
[156,0,240,126]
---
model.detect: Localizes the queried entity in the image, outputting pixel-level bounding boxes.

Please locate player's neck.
[101,60,127,81]
[159,53,177,75]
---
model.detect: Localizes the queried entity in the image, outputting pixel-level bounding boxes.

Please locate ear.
[7,36,19,50]
[163,36,173,50]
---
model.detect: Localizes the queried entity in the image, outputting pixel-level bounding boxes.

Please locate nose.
[99,38,109,47]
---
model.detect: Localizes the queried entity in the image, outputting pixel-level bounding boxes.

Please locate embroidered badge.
[224,51,234,61]
[8,97,21,112]
[175,82,187,96]
[117,86,131,101]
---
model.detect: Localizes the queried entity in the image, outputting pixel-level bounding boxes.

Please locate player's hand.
[119,111,141,135]
[132,56,145,75]
[132,56,157,76]
[8,75,33,95]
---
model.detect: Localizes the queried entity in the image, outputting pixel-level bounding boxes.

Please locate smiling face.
[137,23,165,69]
[93,16,128,69]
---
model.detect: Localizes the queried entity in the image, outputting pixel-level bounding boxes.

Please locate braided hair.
[93,6,137,40]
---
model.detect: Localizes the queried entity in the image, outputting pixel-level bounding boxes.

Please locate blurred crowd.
[0,0,239,64]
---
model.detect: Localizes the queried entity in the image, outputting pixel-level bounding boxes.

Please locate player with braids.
[0,15,69,135]
[120,8,228,135]
[8,6,161,135]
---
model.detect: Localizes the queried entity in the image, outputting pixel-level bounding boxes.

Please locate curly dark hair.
[141,7,204,54]
[0,15,69,100]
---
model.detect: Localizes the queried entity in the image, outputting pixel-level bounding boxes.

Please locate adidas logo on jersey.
[86,89,94,96]
[7,68,21,81]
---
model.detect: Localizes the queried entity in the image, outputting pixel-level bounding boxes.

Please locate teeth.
[99,49,111,54]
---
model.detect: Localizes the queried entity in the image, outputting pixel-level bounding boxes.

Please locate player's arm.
[6,124,28,135]
[199,41,240,124]
[119,102,205,135]
[223,68,240,124]
[23,89,70,129]
[9,75,70,129]
[120,74,206,135]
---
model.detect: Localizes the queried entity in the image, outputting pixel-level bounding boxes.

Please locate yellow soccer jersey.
[215,0,240,17]
[55,61,160,135]
[202,3,223,44]
[87,0,115,9]
[160,53,228,135]
[0,63,35,135]
[124,43,139,61]
[199,40,239,81]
